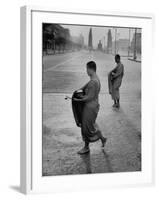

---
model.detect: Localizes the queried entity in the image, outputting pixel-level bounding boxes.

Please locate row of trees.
[43,24,83,54]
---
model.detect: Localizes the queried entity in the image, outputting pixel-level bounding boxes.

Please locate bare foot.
[115,103,120,108]
[77,147,90,155]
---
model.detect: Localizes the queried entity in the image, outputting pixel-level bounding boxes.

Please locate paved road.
[42,50,141,176]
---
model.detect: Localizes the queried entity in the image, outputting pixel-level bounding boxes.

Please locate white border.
[20,6,154,194]
[20,6,32,194]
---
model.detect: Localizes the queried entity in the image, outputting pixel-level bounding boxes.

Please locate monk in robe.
[108,54,124,108]
[73,61,107,155]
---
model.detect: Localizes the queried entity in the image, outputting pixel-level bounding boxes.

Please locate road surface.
[42,50,141,176]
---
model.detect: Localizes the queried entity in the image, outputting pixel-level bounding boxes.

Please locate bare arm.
[73,81,96,102]
[78,82,88,91]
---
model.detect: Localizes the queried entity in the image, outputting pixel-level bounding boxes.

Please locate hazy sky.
[62,24,141,48]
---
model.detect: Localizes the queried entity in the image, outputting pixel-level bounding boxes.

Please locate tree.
[42,23,71,54]
[88,28,93,50]
[107,29,112,53]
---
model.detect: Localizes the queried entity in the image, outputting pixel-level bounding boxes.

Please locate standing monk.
[73,61,107,155]
[108,54,124,108]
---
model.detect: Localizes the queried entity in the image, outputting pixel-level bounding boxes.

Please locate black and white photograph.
[0,0,156,197]
[42,23,141,176]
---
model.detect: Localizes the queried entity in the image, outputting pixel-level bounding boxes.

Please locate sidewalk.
[128,54,141,63]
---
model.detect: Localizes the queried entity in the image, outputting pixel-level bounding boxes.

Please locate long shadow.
[101,149,114,172]
[111,107,141,139]
[80,149,114,174]
[107,107,141,170]
[80,153,92,174]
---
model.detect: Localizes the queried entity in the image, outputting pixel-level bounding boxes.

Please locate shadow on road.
[79,149,114,174]
[80,153,92,174]
[101,149,113,172]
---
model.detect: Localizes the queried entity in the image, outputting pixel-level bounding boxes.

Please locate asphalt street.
[42,50,141,176]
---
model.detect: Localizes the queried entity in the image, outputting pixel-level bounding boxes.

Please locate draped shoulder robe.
[108,63,124,100]
[80,79,101,143]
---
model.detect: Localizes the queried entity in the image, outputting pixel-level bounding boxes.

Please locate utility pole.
[128,28,131,57]
[133,28,137,60]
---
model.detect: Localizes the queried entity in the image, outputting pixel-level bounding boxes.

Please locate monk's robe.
[72,79,102,143]
[108,62,124,100]
[72,90,85,127]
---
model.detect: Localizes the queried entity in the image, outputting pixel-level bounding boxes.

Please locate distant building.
[117,39,129,51]
[98,40,103,51]
[112,39,129,54]
[71,33,84,48]
[79,33,85,48]
[131,32,141,54]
